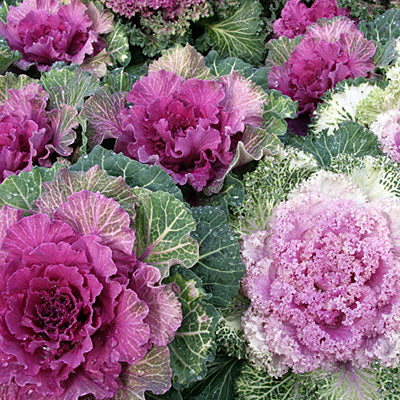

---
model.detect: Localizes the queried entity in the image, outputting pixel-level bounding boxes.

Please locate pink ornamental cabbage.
[115,70,264,191]
[273,0,348,39]
[269,18,375,115]
[0,0,111,71]
[370,110,400,163]
[0,83,77,183]
[0,190,182,399]
[242,171,400,376]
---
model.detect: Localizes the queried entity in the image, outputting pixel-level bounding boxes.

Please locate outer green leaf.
[118,346,172,400]
[0,73,35,103]
[0,165,62,211]
[0,36,20,73]
[107,20,131,67]
[182,354,243,400]
[316,364,380,400]
[146,389,183,400]
[40,64,100,110]
[165,266,219,389]
[149,44,213,80]
[197,0,266,65]
[359,9,400,66]
[205,174,244,216]
[204,51,269,90]
[265,36,301,76]
[236,363,319,400]
[80,49,112,78]
[264,89,297,120]
[70,146,183,200]
[80,87,126,147]
[103,67,138,93]
[373,363,400,399]
[191,206,245,307]
[134,188,199,278]
[286,121,381,168]
[34,165,137,218]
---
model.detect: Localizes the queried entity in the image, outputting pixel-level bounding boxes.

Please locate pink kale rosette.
[0,168,184,399]
[273,0,348,39]
[0,82,77,183]
[269,18,375,115]
[241,169,400,376]
[0,0,112,71]
[115,70,264,192]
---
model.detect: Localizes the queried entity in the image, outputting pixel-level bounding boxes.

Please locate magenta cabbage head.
[242,171,400,376]
[0,83,76,183]
[115,70,264,192]
[269,18,375,115]
[273,0,348,39]
[0,191,182,399]
[0,0,109,71]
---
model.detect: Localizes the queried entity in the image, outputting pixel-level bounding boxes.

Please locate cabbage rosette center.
[242,171,400,376]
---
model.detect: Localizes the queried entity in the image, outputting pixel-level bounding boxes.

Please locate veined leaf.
[103,67,139,93]
[316,364,380,400]
[183,354,243,400]
[0,36,20,73]
[149,44,213,80]
[107,20,131,67]
[70,146,183,200]
[0,165,62,211]
[197,0,266,65]
[134,187,199,277]
[286,121,381,168]
[118,346,172,400]
[40,64,100,110]
[191,206,245,307]
[0,73,35,103]
[165,266,219,389]
[265,36,301,76]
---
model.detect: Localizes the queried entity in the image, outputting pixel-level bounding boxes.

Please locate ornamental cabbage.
[0,167,183,399]
[0,82,77,183]
[273,0,348,39]
[269,17,375,115]
[236,150,400,381]
[115,70,264,192]
[0,0,112,71]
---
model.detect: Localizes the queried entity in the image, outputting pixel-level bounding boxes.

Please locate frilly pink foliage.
[0,0,112,71]
[115,70,264,191]
[0,190,181,399]
[269,18,375,114]
[371,110,400,162]
[0,83,77,183]
[242,172,400,376]
[273,0,349,39]
[100,0,206,19]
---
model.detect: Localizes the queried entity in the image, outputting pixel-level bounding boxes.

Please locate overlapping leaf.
[80,87,126,147]
[286,121,381,167]
[191,207,245,307]
[70,146,182,200]
[149,45,213,80]
[0,165,62,211]
[165,267,219,389]
[40,64,100,110]
[107,20,131,67]
[134,188,199,277]
[118,346,172,400]
[0,73,34,103]
[0,36,20,74]
[197,0,266,65]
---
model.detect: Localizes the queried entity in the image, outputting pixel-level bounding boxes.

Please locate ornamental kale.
[0,162,189,399]
[0,81,77,183]
[230,149,400,397]
[0,0,113,71]
[82,45,290,195]
[273,0,349,39]
[115,69,264,192]
[269,17,375,115]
